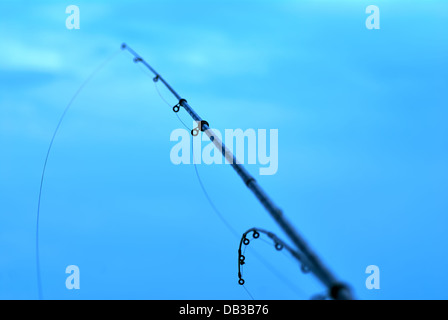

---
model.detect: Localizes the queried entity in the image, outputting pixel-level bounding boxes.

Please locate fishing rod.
[122,43,353,300]
[237,227,311,286]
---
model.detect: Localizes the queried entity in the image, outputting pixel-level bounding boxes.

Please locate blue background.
[0,0,447,300]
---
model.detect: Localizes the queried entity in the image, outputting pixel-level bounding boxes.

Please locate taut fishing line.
[151,79,307,300]
[152,79,240,238]
[35,48,122,299]
[37,44,353,300]
[240,245,254,300]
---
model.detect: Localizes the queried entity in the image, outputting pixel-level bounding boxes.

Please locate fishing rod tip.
[121,43,127,49]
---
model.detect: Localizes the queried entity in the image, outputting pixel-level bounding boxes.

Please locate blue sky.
[0,0,447,299]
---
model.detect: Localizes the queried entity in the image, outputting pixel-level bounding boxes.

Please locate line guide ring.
[173,98,187,113]
[191,120,209,136]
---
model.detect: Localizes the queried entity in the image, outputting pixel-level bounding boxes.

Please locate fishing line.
[35,46,309,301]
[240,243,255,300]
[135,59,316,300]
[153,79,259,298]
[239,230,308,299]
[191,136,241,239]
[152,79,240,237]
[35,48,122,299]
[191,137,309,298]
[154,79,242,238]
[242,285,255,300]
[153,81,192,132]
[130,55,241,242]
[151,81,306,300]
[124,44,353,300]
[153,80,173,109]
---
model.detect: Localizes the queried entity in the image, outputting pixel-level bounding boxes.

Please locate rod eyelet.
[191,128,199,136]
